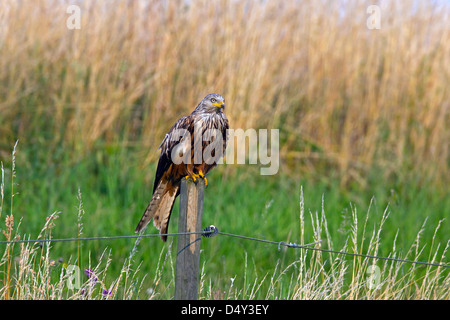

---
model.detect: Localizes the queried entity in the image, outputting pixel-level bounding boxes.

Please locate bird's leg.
[198,170,207,187]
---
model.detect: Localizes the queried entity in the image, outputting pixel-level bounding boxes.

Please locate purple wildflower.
[84,268,98,284]
[102,289,112,296]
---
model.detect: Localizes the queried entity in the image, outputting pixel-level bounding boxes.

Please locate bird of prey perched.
[135,93,229,241]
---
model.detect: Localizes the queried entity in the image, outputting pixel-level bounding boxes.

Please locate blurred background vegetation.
[0,0,448,299]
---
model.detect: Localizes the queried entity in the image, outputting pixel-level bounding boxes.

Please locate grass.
[0,145,448,299]
[0,0,448,299]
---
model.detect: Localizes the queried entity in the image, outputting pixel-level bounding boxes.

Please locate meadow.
[0,0,449,299]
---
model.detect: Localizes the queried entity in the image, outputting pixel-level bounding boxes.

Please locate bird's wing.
[136,116,194,238]
[153,116,192,193]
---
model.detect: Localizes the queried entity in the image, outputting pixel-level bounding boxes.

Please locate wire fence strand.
[217,231,450,268]
[0,231,206,244]
[1,226,449,269]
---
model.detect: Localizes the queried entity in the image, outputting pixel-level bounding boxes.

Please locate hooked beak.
[213,100,225,111]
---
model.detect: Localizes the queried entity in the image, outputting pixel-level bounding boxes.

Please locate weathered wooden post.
[174,177,205,300]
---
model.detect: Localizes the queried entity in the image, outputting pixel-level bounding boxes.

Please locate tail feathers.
[154,186,178,241]
[135,179,179,241]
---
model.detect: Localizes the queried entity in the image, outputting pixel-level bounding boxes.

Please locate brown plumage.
[135,93,229,241]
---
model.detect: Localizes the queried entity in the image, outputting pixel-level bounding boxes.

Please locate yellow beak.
[213,100,225,108]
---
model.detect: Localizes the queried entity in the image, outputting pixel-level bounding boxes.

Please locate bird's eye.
[211,98,216,103]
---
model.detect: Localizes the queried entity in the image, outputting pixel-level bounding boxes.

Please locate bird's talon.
[185,173,199,182]
[198,170,208,187]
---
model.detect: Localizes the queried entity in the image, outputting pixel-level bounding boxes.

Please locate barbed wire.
[0,225,449,268]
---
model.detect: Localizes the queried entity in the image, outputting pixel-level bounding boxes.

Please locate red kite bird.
[135,93,229,241]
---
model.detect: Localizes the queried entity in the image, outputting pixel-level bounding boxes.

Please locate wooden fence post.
[174,177,205,300]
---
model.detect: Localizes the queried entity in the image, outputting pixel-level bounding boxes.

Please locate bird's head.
[194,93,225,114]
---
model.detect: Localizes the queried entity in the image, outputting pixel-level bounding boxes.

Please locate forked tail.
[135,179,179,241]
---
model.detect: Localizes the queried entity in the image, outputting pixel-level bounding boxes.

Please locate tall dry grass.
[200,188,450,300]
[0,0,448,185]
